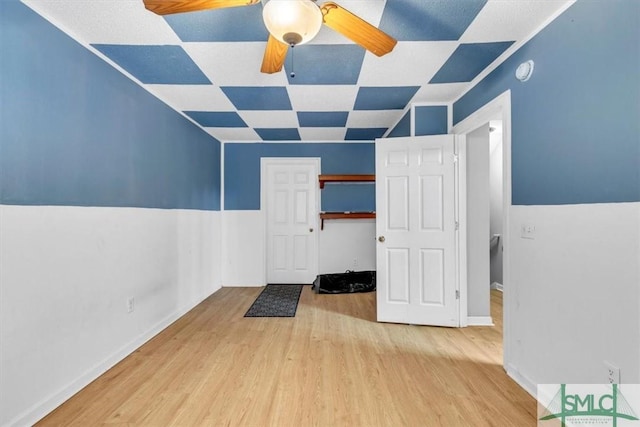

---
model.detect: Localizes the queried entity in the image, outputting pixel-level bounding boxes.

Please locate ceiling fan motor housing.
[283,32,303,46]
[262,0,323,46]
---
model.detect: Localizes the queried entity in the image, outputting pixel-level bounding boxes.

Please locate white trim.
[225,140,375,144]
[260,159,268,286]
[220,143,225,211]
[410,104,416,136]
[5,298,208,427]
[491,282,504,292]
[452,90,513,368]
[467,316,494,327]
[409,101,451,137]
[260,157,321,284]
[455,135,468,327]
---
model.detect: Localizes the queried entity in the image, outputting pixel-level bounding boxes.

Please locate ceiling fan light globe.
[262,0,323,46]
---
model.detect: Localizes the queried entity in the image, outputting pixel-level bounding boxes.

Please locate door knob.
[378,236,385,242]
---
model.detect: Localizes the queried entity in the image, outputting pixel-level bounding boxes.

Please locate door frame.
[451,90,512,367]
[260,157,321,284]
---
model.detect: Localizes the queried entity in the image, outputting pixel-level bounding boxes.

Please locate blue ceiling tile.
[430,41,515,83]
[184,111,247,127]
[221,87,292,110]
[163,6,268,42]
[354,87,420,110]
[297,112,349,127]
[345,128,388,141]
[92,44,210,84]
[380,0,487,41]
[255,128,301,141]
[284,45,365,85]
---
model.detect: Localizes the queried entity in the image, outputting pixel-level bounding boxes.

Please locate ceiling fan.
[143,0,397,74]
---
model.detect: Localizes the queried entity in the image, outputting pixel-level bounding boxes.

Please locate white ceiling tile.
[298,128,347,141]
[238,111,298,128]
[205,127,259,143]
[347,110,404,128]
[20,0,573,142]
[146,85,236,111]
[358,41,458,86]
[184,42,289,87]
[460,0,573,43]
[22,0,181,44]
[412,83,469,104]
[288,85,359,111]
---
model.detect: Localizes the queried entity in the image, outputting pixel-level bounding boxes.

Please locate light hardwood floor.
[38,289,535,426]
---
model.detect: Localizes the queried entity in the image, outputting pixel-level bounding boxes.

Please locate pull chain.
[289,44,295,78]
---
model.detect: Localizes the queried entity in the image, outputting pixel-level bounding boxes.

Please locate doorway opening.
[452,90,512,369]
[489,120,504,292]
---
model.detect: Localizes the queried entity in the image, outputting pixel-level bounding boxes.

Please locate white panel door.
[263,158,319,284]
[376,135,458,326]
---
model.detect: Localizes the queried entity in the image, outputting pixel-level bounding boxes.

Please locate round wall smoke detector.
[515,60,535,82]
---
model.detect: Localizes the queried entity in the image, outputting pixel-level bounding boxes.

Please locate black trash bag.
[312,270,376,294]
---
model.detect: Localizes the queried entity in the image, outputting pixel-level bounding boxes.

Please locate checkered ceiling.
[21,0,571,143]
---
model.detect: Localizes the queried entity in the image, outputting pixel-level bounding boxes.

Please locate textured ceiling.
[21,0,571,143]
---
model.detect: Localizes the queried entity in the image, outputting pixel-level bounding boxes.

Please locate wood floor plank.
[37,288,535,426]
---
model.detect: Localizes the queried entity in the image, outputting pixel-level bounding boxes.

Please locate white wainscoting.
[221,211,377,286]
[221,210,266,286]
[319,218,376,274]
[507,202,639,389]
[0,205,221,427]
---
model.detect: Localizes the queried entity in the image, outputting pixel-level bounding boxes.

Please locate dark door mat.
[244,284,304,317]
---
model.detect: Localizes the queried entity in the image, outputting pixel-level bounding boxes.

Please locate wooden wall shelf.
[318,174,375,189]
[320,212,376,230]
[318,174,375,230]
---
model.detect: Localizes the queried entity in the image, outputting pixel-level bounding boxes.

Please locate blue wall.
[224,143,375,211]
[0,1,221,210]
[454,0,640,205]
[388,110,411,137]
[387,105,448,138]
[415,106,448,136]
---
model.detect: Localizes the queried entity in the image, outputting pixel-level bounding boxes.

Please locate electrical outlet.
[605,361,620,384]
[126,297,135,314]
[521,223,536,239]
[352,258,358,269]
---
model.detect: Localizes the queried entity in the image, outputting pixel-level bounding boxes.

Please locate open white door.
[262,158,319,284]
[376,135,459,326]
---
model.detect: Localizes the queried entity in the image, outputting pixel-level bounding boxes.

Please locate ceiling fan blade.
[320,2,397,57]
[261,35,289,74]
[143,0,260,16]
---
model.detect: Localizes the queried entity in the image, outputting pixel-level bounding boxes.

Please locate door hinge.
[455,221,459,230]
[455,290,460,299]
[453,154,459,163]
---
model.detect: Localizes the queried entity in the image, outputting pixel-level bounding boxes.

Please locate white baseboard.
[467,316,494,326]
[490,281,503,292]
[6,295,213,427]
[222,283,264,288]
[506,363,537,399]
